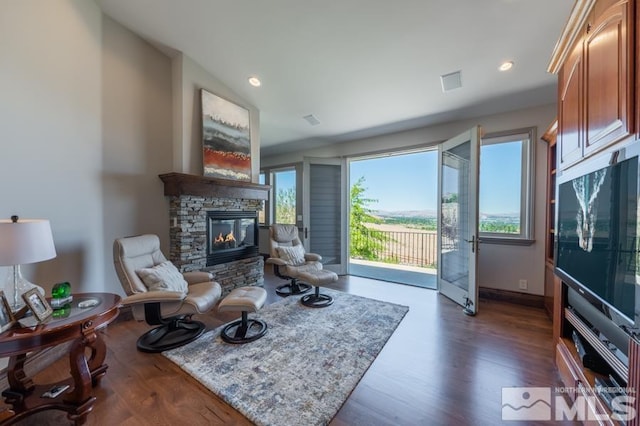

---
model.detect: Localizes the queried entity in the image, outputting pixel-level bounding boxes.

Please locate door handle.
[304,227,308,239]
[464,236,474,253]
[464,235,477,253]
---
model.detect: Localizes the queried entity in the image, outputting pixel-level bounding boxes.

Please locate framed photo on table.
[22,288,53,322]
[0,291,15,333]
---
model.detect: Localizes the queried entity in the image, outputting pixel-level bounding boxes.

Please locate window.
[479,128,535,243]
[273,168,297,225]
[258,172,266,224]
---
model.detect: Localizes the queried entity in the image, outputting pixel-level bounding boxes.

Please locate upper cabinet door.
[558,42,583,169]
[637,0,640,139]
[583,0,633,156]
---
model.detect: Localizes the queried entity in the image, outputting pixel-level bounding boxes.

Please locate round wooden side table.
[0,292,120,425]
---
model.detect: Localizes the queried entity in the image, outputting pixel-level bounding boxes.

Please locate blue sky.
[350,144,522,214]
[479,141,521,215]
[350,151,438,212]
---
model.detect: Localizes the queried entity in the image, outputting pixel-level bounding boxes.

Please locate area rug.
[163,288,409,426]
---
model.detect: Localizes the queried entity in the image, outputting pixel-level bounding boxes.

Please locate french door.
[302,157,347,274]
[437,126,481,315]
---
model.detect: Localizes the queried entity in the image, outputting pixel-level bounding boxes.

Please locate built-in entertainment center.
[547,0,640,423]
[552,141,640,425]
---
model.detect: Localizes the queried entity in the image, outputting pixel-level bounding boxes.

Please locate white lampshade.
[0,219,57,266]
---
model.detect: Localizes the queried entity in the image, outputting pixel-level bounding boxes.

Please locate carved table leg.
[3,354,35,408]
[6,354,34,393]
[63,330,98,425]
[85,330,107,386]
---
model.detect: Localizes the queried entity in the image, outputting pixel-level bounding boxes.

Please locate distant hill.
[374,209,437,218]
[374,210,519,220]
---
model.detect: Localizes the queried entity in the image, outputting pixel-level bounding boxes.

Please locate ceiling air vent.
[440,71,462,92]
[303,114,321,126]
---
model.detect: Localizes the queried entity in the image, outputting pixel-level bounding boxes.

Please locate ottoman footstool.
[297,269,338,308]
[218,286,268,344]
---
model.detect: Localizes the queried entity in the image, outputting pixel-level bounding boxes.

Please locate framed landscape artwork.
[201,89,251,181]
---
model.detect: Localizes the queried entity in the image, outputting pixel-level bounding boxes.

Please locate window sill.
[479,237,535,246]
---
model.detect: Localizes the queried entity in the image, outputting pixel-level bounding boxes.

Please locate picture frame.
[201,89,251,181]
[0,291,15,333]
[22,288,53,322]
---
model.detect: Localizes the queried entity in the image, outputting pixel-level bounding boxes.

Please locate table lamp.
[0,216,57,310]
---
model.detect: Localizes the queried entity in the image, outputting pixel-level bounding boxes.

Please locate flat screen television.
[555,148,640,338]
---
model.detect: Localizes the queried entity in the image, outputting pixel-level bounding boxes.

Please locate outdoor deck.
[349,259,437,289]
[349,226,439,289]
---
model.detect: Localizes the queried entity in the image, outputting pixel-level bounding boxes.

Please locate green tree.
[479,221,520,234]
[276,187,296,224]
[350,177,388,260]
[442,193,458,203]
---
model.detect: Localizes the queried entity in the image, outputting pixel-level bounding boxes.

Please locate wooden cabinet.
[583,0,633,156]
[549,1,639,422]
[559,44,583,168]
[553,280,640,425]
[542,121,558,318]
[554,0,634,170]
[637,0,640,138]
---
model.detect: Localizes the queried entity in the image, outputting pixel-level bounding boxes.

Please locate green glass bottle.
[52,282,71,299]
[51,282,72,309]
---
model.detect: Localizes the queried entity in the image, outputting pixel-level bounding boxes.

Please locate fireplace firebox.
[206,211,258,266]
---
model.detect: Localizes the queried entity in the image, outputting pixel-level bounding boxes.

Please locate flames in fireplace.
[214,231,237,248]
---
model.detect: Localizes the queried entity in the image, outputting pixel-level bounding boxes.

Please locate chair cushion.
[276,245,306,266]
[136,261,188,293]
[296,269,338,286]
[272,224,299,242]
[218,286,267,313]
[283,261,323,278]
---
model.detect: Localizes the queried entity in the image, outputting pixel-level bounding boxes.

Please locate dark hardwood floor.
[13,269,573,425]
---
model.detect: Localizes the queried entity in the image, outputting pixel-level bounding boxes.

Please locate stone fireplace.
[206,210,258,266]
[159,173,270,295]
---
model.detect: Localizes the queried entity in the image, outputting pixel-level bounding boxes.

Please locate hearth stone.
[205,256,264,296]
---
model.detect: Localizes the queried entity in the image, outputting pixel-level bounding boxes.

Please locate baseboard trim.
[479,287,545,309]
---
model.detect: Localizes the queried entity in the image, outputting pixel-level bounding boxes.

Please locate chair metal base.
[221,312,268,344]
[300,286,334,308]
[137,317,206,353]
[275,280,312,297]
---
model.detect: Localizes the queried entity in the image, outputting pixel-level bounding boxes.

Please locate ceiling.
[97,0,574,156]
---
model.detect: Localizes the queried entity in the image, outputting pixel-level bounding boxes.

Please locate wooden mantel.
[159,172,270,200]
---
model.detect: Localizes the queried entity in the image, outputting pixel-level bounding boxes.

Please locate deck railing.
[351,228,456,268]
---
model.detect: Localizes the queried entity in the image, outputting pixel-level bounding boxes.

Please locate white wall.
[262,103,556,295]
[0,0,104,293]
[101,15,173,294]
[0,0,182,296]
[172,54,261,182]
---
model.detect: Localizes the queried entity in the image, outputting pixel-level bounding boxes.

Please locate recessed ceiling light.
[248,76,261,87]
[499,61,514,72]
